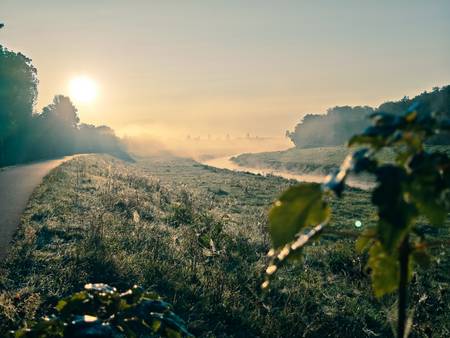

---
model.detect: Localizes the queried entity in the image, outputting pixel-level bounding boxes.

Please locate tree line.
[0,44,131,167]
[287,86,450,148]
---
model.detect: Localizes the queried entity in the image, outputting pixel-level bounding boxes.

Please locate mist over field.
[124,133,292,160]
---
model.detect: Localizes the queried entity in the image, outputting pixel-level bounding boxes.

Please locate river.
[201,155,373,190]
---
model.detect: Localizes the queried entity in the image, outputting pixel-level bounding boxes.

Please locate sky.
[1,0,450,140]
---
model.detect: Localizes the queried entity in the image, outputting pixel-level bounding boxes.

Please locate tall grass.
[0,154,448,337]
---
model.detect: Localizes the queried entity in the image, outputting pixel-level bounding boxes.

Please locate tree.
[77,123,131,160]
[0,45,38,164]
[287,106,373,148]
[41,95,79,127]
[264,107,450,337]
[35,95,80,156]
[287,86,450,148]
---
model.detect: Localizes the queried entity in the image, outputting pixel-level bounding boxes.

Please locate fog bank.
[124,134,292,160]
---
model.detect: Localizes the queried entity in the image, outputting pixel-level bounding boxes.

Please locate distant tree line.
[287,86,450,148]
[0,44,131,167]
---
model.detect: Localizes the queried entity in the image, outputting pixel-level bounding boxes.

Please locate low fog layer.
[125,134,292,160]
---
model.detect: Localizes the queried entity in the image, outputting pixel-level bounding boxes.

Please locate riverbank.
[201,153,373,190]
[224,145,450,191]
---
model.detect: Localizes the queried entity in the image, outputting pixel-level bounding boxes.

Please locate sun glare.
[69,76,97,103]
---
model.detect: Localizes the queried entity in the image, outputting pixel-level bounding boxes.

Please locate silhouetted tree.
[31,95,79,157]
[287,106,373,148]
[0,45,38,164]
[41,95,79,127]
[287,86,450,148]
[77,123,130,160]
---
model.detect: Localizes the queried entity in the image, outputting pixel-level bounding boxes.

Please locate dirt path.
[0,156,75,258]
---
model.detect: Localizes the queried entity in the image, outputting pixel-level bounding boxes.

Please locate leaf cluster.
[12,283,193,338]
[264,107,450,299]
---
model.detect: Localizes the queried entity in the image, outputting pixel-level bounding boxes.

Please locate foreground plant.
[12,283,192,338]
[263,106,450,338]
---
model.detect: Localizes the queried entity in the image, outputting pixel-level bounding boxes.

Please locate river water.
[201,155,373,190]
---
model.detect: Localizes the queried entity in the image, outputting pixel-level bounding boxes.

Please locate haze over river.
[201,155,373,190]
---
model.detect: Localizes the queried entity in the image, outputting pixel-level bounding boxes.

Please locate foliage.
[264,107,450,337]
[41,95,80,128]
[12,283,192,338]
[287,106,373,148]
[0,44,38,163]
[287,86,450,148]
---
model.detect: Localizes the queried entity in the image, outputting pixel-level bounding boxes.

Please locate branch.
[262,223,325,289]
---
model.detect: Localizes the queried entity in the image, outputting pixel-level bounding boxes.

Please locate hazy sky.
[1,0,450,138]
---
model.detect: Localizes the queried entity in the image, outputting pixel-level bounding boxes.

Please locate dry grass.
[0,154,448,337]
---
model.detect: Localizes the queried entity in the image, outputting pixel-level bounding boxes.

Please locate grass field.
[0,154,449,337]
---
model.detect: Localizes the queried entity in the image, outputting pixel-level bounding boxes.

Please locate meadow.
[0,154,448,337]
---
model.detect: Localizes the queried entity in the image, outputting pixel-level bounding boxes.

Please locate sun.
[69,76,98,103]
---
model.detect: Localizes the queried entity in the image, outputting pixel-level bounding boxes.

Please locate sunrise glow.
[69,76,97,103]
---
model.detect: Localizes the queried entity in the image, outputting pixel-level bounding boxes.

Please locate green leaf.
[12,284,193,337]
[372,166,417,253]
[355,227,377,253]
[367,241,399,298]
[166,327,183,338]
[151,319,162,333]
[268,183,330,249]
[407,152,450,226]
[55,300,68,312]
[416,200,447,226]
[367,241,414,298]
[56,291,89,316]
[378,218,411,254]
[348,134,385,148]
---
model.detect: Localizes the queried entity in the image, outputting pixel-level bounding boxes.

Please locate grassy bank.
[232,146,347,174]
[0,154,449,337]
[231,145,450,176]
